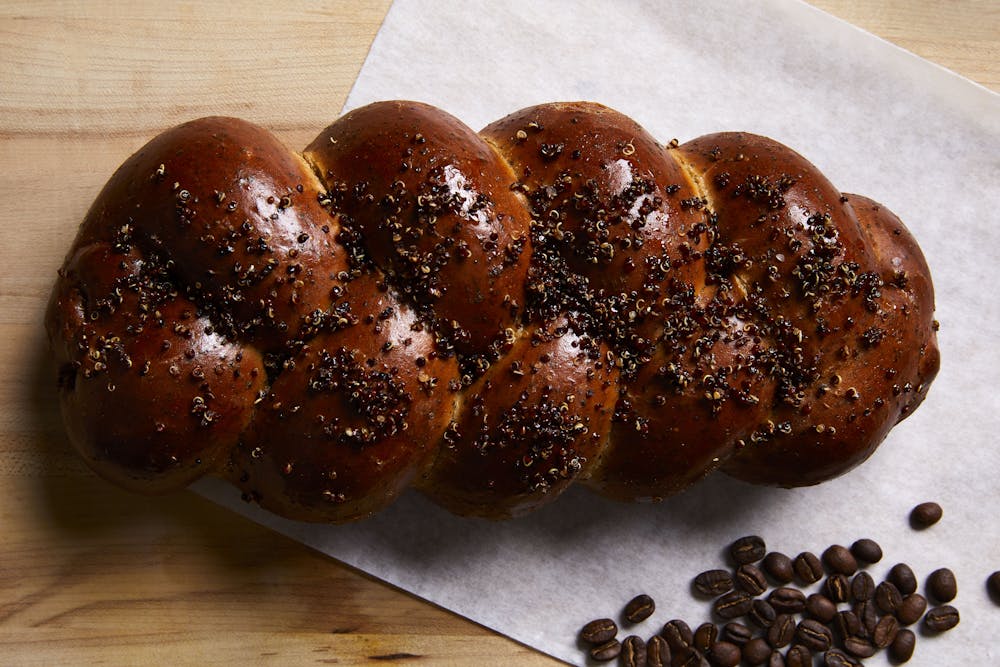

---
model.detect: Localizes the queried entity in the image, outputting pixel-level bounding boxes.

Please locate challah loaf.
[45,101,939,522]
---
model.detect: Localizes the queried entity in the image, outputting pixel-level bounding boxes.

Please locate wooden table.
[1,2,995,664]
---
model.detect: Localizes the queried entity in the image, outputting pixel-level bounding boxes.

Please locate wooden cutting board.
[0,2,995,664]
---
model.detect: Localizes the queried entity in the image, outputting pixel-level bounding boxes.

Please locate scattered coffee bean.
[661,619,694,651]
[674,644,710,667]
[805,594,837,624]
[694,569,734,597]
[768,587,806,614]
[849,538,883,564]
[722,622,753,646]
[792,552,823,584]
[767,614,796,649]
[889,628,916,663]
[693,622,719,653]
[988,570,1000,605]
[895,593,927,626]
[823,574,850,603]
[784,644,812,667]
[888,563,918,595]
[748,599,776,629]
[646,635,671,667]
[843,635,876,659]
[796,618,833,652]
[767,650,786,667]
[624,593,656,623]
[833,610,861,641]
[714,590,753,620]
[708,640,741,667]
[621,634,647,667]
[743,637,771,665]
[923,604,960,632]
[580,618,618,644]
[926,567,957,603]
[822,545,858,576]
[875,580,903,614]
[824,648,861,666]
[873,614,900,648]
[853,599,878,635]
[735,564,768,596]
[731,535,767,565]
[590,638,621,661]
[849,571,874,602]
[910,501,943,528]
[763,552,794,584]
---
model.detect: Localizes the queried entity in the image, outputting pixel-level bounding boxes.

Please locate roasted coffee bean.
[590,638,622,661]
[622,634,647,667]
[988,571,1000,605]
[714,590,753,620]
[784,645,812,667]
[707,641,741,667]
[888,563,918,595]
[824,574,850,603]
[580,618,618,644]
[624,594,656,624]
[731,535,767,565]
[693,623,719,653]
[910,501,942,528]
[768,651,786,667]
[795,619,833,652]
[661,619,694,651]
[849,538,883,564]
[875,581,903,614]
[926,567,957,603]
[853,600,878,635]
[767,615,796,649]
[805,594,837,623]
[763,552,794,584]
[646,635,671,667]
[793,552,823,584]
[895,593,927,626]
[722,622,753,646]
[768,587,806,614]
[735,564,768,596]
[742,638,771,665]
[843,635,876,659]
[872,614,899,648]
[822,545,858,576]
[849,571,874,601]
[923,604,960,632]
[748,599,776,629]
[673,645,710,667]
[889,628,916,663]
[833,610,861,640]
[824,648,861,666]
[694,569,735,597]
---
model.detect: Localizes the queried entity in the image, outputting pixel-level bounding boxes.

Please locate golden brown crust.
[44,101,940,521]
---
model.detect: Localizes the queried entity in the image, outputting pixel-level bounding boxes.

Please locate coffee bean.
[805,594,837,623]
[646,635,671,667]
[926,567,957,603]
[767,651,786,667]
[823,574,850,603]
[748,599,776,629]
[590,638,621,661]
[875,580,903,614]
[624,593,656,624]
[910,501,942,528]
[822,545,858,575]
[843,635,876,659]
[824,648,862,666]
[580,618,618,644]
[722,622,753,646]
[796,618,833,652]
[714,590,753,620]
[766,615,796,649]
[849,571,874,602]
[742,637,771,665]
[693,622,719,653]
[661,619,694,651]
[707,641,741,667]
[872,614,899,648]
[923,604,960,632]
[763,552,794,584]
[731,535,767,565]
[833,610,861,641]
[735,564,768,596]
[694,569,735,597]
[890,628,916,663]
[888,563,918,595]
[852,599,878,635]
[768,587,806,614]
[673,645,710,667]
[793,552,823,584]
[622,634,647,667]
[988,571,1000,605]
[784,644,812,667]
[895,593,927,626]
[849,538,882,564]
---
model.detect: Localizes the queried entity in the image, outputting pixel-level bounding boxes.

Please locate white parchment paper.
[198,1,1000,663]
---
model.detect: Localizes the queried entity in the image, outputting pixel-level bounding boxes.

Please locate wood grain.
[0,2,995,665]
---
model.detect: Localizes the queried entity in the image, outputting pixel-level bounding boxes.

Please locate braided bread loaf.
[45,101,939,522]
